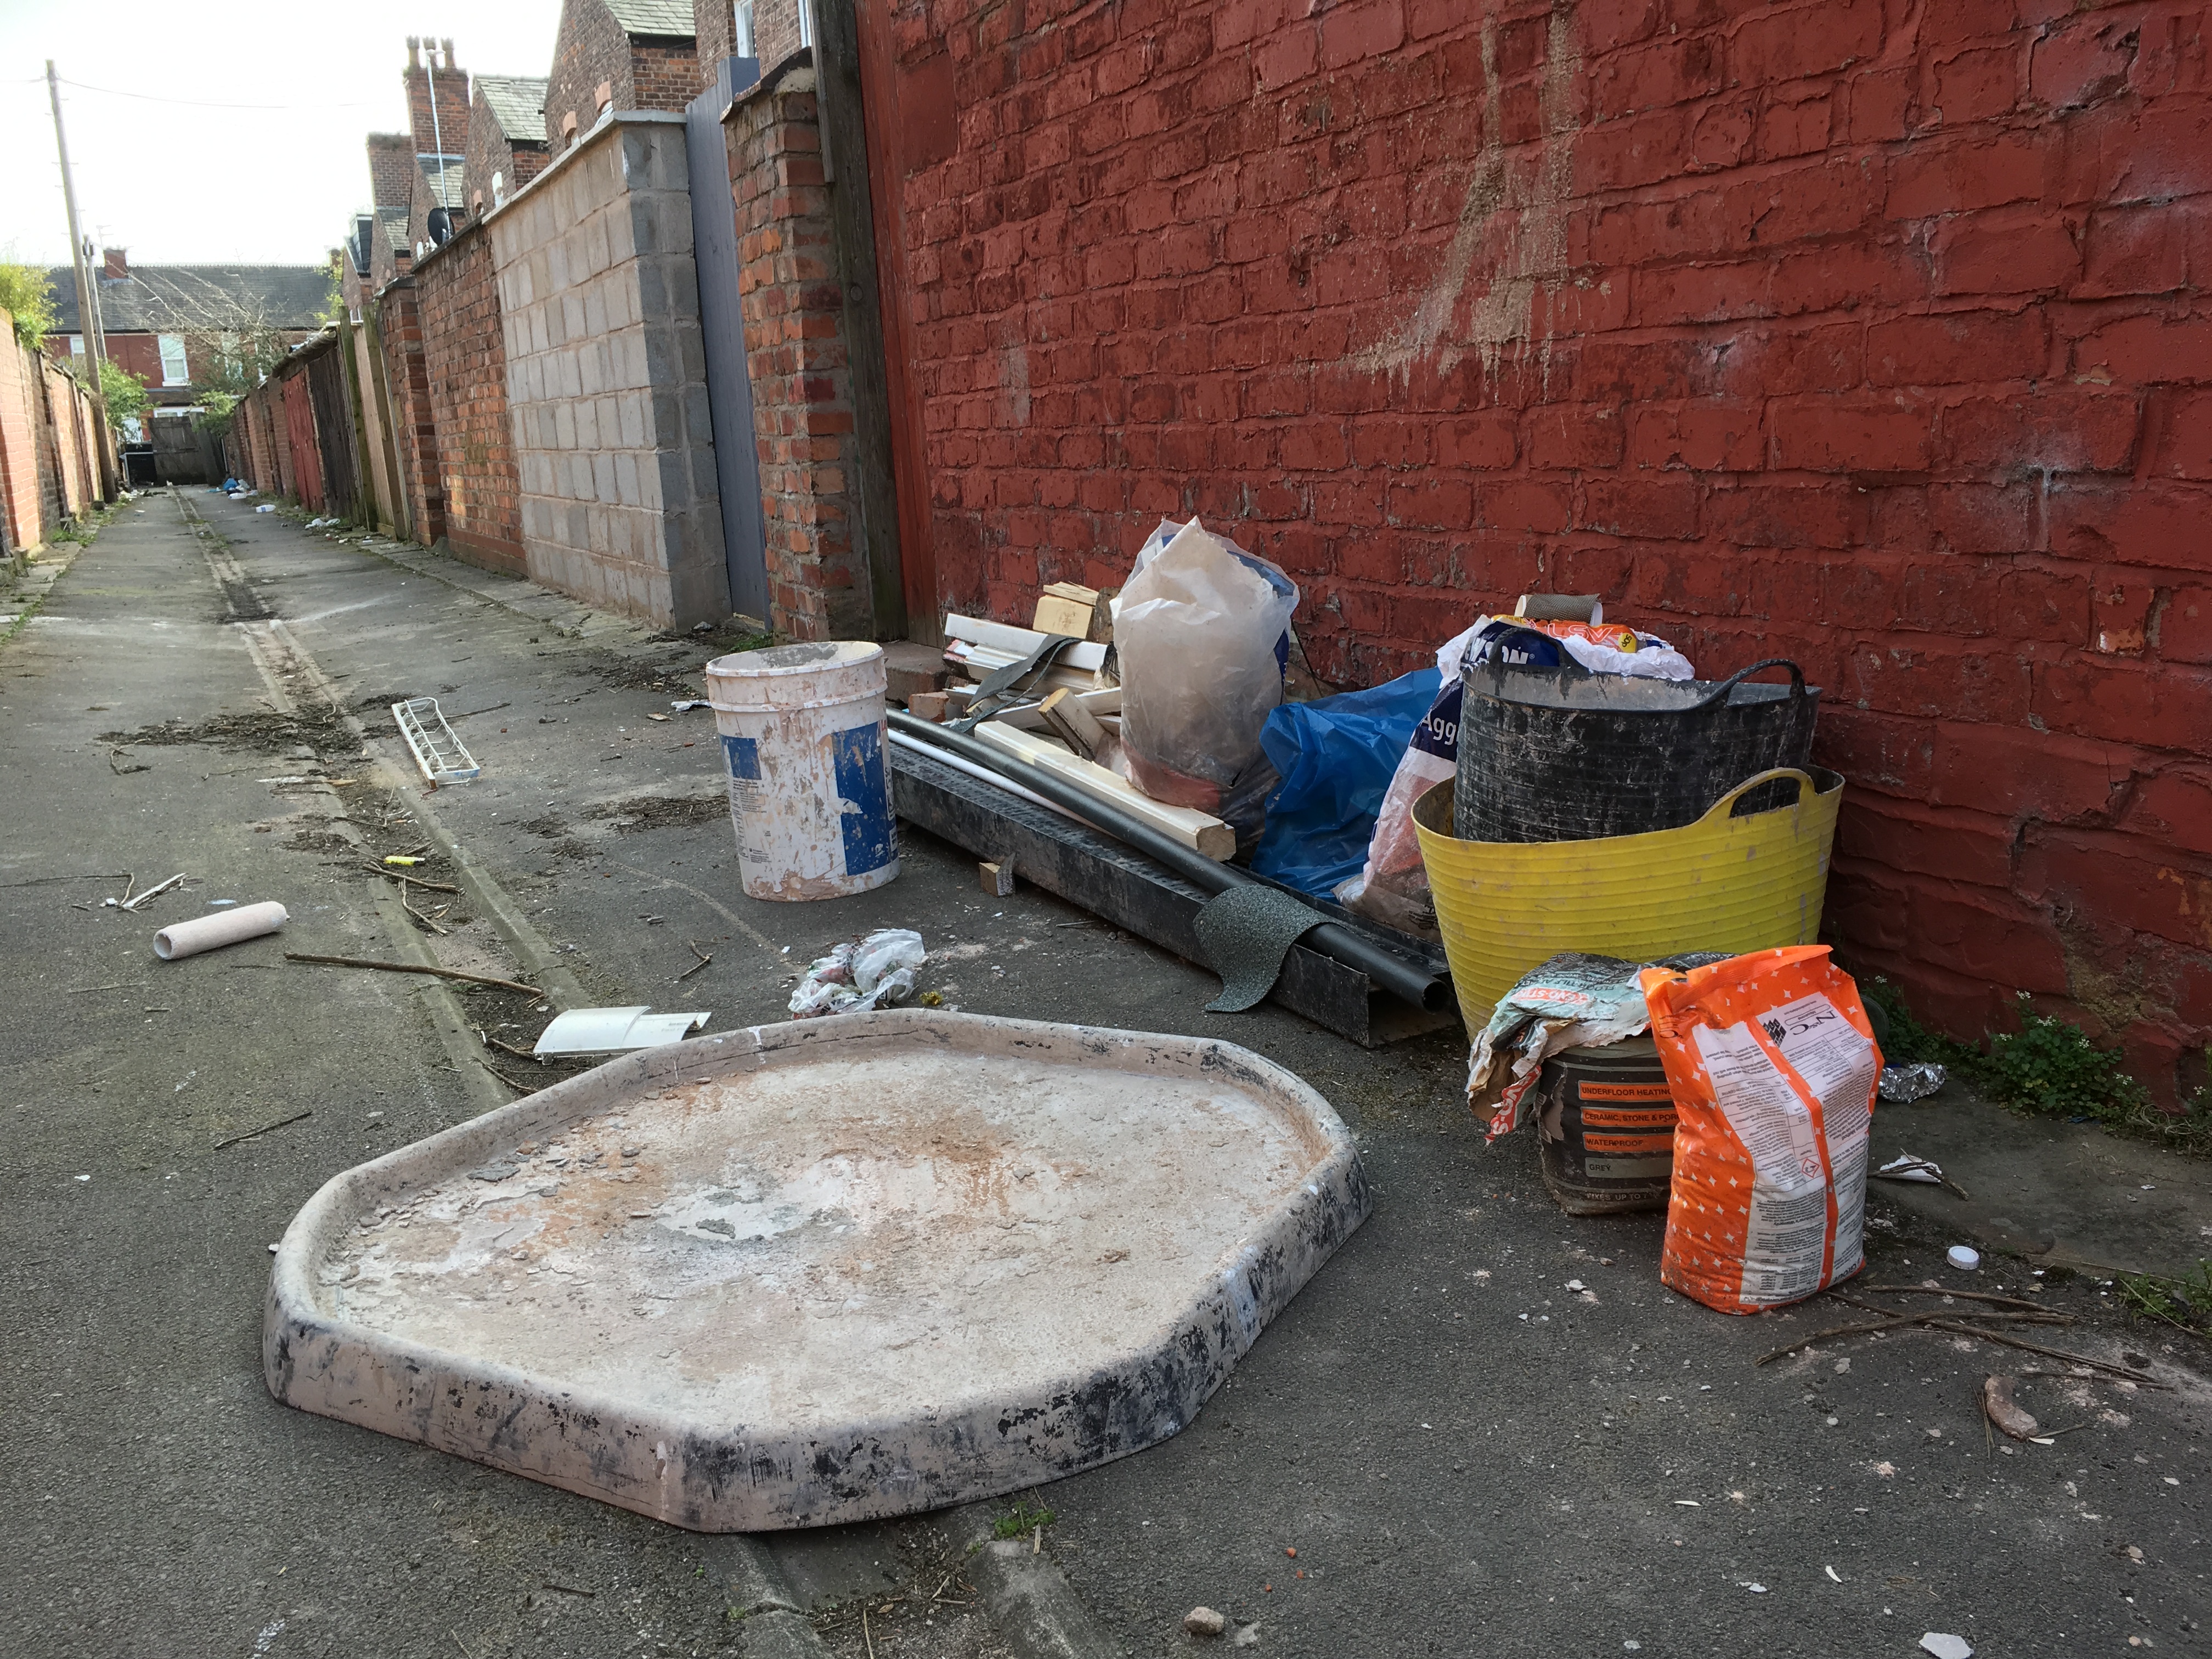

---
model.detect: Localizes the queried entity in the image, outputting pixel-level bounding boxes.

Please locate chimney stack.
[101,247,127,281]
[442,38,456,69]
[406,36,421,70]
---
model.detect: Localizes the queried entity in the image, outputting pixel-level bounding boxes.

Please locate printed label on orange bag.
[1639,947,1881,1314]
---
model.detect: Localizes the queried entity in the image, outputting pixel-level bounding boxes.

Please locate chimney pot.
[101,247,127,281]
[442,38,455,67]
[406,36,420,69]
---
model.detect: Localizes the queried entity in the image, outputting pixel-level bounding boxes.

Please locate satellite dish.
[428,206,453,246]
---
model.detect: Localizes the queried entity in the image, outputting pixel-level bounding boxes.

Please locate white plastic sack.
[788,928,927,1019]
[1334,620,1486,936]
[1115,518,1299,810]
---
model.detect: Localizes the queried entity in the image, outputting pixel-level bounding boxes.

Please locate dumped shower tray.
[264,1009,1369,1531]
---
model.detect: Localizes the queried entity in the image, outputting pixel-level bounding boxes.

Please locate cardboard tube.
[155,901,289,961]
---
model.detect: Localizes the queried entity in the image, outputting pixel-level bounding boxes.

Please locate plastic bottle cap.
[1946,1245,1980,1271]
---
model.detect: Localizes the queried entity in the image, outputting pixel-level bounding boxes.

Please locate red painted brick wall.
[729,72,872,639]
[881,0,2212,1097]
[415,221,525,575]
[376,278,445,544]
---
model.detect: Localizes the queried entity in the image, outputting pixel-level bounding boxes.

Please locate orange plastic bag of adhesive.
[1638,946,1882,1314]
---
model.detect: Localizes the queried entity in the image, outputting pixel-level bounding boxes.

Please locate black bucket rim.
[1462,656,1815,716]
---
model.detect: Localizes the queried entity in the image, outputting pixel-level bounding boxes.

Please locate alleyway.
[1,494,2205,1659]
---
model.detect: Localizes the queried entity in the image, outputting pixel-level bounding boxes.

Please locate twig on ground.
[365,861,461,893]
[1756,1312,1931,1365]
[1858,1284,2050,1311]
[0,873,131,889]
[401,887,450,935]
[1919,1318,2169,1387]
[214,1109,313,1150]
[1833,1290,2072,1326]
[473,1025,543,1064]
[674,940,713,982]
[284,951,545,998]
[862,1607,876,1659]
[477,1058,538,1094]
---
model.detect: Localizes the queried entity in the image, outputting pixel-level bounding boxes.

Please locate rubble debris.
[532,1007,710,1056]
[979,859,1015,898]
[1037,686,1110,760]
[1920,1634,1973,1659]
[977,720,1233,859]
[1875,1152,1970,1199]
[1032,580,1105,641]
[154,900,289,961]
[1184,1607,1227,1639]
[907,689,950,722]
[1879,1062,1948,1103]
[118,872,187,912]
[1982,1375,2040,1441]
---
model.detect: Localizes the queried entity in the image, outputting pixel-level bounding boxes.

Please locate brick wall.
[376,278,445,543]
[0,328,45,553]
[753,0,804,70]
[878,0,2212,1097]
[489,111,729,626]
[465,83,548,217]
[546,0,698,155]
[416,221,526,574]
[727,66,871,639]
[695,0,735,88]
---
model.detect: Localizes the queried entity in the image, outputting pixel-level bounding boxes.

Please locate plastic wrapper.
[1878,1061,1948,1103]
[1468,950,1726,1138]
[1640,946,1882,1313]
[1115,518,1299,812]
[1464,616,1694,680]
[788,928,927,1019]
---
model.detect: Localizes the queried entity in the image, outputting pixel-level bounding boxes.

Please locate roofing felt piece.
[476,74,550,143]
[44,265,332,335]
[603,0,696,38]
[263,1011,1369,1530]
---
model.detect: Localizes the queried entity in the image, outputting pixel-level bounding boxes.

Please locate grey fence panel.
[687,55,768,625]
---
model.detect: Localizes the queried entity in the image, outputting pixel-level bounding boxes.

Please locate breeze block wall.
[727,63,872,639]
[489,110,730,627]
[416,221,527,574]
[882,0,2212,1097]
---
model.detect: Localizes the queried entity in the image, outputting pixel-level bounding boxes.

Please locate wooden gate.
[686,55,769,624]
[306,345,359,522]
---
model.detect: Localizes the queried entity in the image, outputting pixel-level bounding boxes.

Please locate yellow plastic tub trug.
[1413,767,1843,1035]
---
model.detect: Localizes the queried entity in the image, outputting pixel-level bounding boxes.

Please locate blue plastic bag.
[1249,668,1443,900]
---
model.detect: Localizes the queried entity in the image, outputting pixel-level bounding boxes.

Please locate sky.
[0,1,561,270]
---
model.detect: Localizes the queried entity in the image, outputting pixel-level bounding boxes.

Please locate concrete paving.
[1,489,2206,1659]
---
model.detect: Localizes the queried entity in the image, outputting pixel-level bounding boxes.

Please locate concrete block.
[552,402,576,453]
[618,392,648,450]
[637,257,670,323]
[593,452,618,505]
[616,451,641,507]
[583,287,608,341]
[575,398,601,453]
[656,448,692,511]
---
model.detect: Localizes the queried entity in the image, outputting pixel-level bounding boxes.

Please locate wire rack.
[391,697,482,785]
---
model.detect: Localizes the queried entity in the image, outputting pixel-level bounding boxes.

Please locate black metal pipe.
[888,710,1451,1014]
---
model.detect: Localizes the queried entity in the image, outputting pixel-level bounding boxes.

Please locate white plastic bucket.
[704,641,900,901]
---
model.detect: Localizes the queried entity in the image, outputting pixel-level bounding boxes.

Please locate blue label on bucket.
[831,721,897,876]
[720,733,760,781]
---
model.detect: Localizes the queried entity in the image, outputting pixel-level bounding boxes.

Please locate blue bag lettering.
[830,722,898,876]
[720,733,760,780]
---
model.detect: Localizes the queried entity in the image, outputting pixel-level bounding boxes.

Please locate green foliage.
[316,263,343,327]
[0,262,60,348]
[99,358,149,431]
[2116,1260,2212,1336]
[991,1504,1056,1541]
[1984,993,2151,1119]
[1863,977,1978,1069]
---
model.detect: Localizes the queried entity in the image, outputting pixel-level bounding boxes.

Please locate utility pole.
[48,60,117,497]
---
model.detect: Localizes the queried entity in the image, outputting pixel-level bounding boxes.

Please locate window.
[493,169,506,207]
[67,335,83,359]
[733,1,757,57]
[798,0,814,49]
[158,334,189,386]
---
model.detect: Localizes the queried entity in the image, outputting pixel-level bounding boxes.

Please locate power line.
[50,76,383,112]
